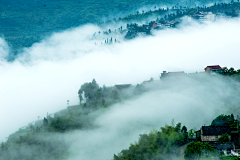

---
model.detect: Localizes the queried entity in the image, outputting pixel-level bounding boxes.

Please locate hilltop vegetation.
[75,1,240,46]
[98,1,240,40]
[118,1,240,22]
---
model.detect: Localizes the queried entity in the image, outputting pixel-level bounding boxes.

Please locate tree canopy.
[184,141,218,160]
[114,122,188,160]
[211,114,235,127]
[218,133,230,143]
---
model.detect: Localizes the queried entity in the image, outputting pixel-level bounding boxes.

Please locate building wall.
[205,67,211,73]
[202,135,220,141]
[204,67,222,73]
[201,135,231,141]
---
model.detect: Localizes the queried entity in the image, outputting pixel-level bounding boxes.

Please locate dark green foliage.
[43,117,48,127]
[78,79,101,111]
[181,125,188,143]
[50,115,80,132]
[220,67,240,76]
[211,114,235,127]
[188,129,195,139]
[78,79,130,109]
[120,1,240,24]
[102,98,106,105]
[181,125,187,133]
[184,141,218,160]
[78,79,99,102]
[218,67,240,82]
[175,122,182,133]
[220,156,239,160]
[114,123,188,160]
[218,133,230,143]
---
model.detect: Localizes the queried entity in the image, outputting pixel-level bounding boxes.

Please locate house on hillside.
[195,126,234,153]
[205,12,215,22]
[163,22,171,28]
[148,21,157,29]
[200,126,231,142]
[190,11,216,22]
[204,65,222,73]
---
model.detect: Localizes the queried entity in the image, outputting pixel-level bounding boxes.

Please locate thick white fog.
[0,17,240,159]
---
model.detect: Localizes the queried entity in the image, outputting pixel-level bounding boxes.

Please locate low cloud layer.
[0,17,240,159]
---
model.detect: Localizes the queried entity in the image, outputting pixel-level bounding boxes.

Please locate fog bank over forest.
[0,17,240,149]
[66,75,240,160]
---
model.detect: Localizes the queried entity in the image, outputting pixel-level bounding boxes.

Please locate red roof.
[205,65,221,69]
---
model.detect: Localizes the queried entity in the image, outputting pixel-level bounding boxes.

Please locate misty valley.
[1,0,240,160]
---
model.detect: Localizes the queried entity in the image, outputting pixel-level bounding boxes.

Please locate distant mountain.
[0,0,229,54]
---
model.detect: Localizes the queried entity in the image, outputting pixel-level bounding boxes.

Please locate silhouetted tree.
[43,117,48,127]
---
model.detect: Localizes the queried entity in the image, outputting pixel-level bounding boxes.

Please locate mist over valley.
[1,1,240,160]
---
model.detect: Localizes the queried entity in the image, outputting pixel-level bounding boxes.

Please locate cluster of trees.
[211,114,236,127]
[101,1,240,41]
[77,78,150,113]
[220,67,240,76]
[121,1,240,24]
[184,141,218,160]
[114,113,240,160]
[110,0,240,25]
[114,122,188,160]
[119,8,168,22]
[78,79,119,112]
[207,2,240,16]
[185,140,239,160]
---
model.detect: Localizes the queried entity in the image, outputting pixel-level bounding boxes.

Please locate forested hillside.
[0,0,231,53]
[1,68,240,159]
[114,114,240,160]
